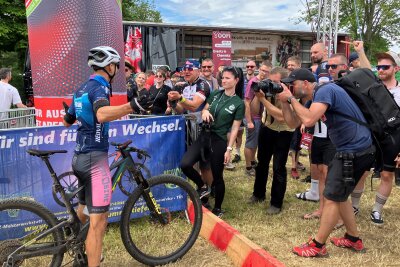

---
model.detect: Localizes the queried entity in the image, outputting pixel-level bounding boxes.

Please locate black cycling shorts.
[310,137,336,165]
[380,130,400,172]
[72,151,112,214]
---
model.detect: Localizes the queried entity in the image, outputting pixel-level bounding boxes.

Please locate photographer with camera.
[248,67,295,216]
[180,66,244,217]
[244,61,272,176]
[167,60,210,122]
[278,68,375,257]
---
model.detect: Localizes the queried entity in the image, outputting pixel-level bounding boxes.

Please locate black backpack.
[334,68,400,140]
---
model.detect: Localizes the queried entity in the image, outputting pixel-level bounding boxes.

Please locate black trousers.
[253,126,293,208]
[180,132,227,209]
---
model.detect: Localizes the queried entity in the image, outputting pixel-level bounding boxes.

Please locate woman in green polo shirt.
[180,66,245,217]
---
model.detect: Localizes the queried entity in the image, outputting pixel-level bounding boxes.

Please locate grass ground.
[102,150,400,267]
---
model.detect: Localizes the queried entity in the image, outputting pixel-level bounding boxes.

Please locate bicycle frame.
[6,142,162,265]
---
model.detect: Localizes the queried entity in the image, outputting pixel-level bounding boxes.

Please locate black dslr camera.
[250,79,283,97]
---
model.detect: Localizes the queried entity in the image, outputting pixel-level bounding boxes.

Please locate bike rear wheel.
[120,174,202,266]
[0,198,64,267]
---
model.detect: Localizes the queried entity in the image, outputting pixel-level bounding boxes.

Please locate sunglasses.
[155,75,164,78]
[376,65,392,71]
[201,66,213,69]
[223,66,239,76]
[246,65,256,68]
[183,67,194,71]
[326,64,345,69]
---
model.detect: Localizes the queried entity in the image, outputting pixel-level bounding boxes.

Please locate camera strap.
[211,91,235,119]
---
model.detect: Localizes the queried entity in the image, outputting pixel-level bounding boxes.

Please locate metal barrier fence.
[0,108,36,130]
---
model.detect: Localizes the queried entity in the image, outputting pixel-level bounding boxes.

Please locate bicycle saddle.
[26,149,68,157]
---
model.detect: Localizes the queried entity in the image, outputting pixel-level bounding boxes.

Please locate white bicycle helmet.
[88,46,120,68]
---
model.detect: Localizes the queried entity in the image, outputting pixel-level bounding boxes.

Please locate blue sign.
[0,116,186,240]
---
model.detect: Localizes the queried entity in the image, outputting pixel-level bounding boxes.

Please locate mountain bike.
[51,142,152,207]
[0,140,203,267]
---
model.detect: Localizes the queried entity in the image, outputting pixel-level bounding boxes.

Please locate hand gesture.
[353,41,364,53]
[277,83,293,103]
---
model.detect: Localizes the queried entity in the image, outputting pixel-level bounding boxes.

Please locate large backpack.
[334,68,400,140]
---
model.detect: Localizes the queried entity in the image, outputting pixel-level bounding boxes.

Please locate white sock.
[308,179,319,197]
[236,148,240,155]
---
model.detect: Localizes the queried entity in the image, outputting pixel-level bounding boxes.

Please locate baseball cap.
[376,51,400,66]
[184,59,200,69]
[348,52,359,65]
[281,68,316,83]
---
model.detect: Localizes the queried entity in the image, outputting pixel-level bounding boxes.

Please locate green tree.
[298,0,400,60]
[122,0,162,22]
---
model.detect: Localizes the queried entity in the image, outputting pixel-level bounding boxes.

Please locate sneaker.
[297,162,306,171]
[212,208,224,218]
[330,236,366,253]
[251,160,258,168]
[353,206,360,216]
[292,238,328,257]
[370,211,384,226]
[232,154,241,163]
[291,168,299,179]
[197,185,211,199]
[245,168,256,176]
[225,162,235,170]
[266,205,281,215]
[248,195,265,204]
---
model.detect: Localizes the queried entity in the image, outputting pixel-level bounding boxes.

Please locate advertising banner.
[0,116,186,240]
[212,31,232,76]
[25,0,126,125]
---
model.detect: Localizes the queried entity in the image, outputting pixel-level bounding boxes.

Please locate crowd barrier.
[0,115,192,239]
[0,108,36,129]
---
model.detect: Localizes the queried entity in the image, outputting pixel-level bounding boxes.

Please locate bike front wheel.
[120,174,202,266]
[0,198,64,267]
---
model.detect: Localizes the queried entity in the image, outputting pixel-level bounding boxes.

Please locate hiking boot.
[245,168,256,176]
[330,236,366,253]
[301,175,311,183]
[353,206,360,216]
[293,238,328,257]
[297,162,306,171]
[212,208,224,218]
[232,154,241,163]
[266,205,281,215]
[370,211,384,226]
[197,185,211,199]
[291,168,300,179]
[248,195,265,204]
[225,162,235,170]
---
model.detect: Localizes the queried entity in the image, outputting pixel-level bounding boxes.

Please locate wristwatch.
[287,96,295,104]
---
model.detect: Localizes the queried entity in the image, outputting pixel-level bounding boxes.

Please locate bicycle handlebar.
[111,140,151,158]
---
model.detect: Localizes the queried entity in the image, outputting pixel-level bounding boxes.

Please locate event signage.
[212,31,232,76]
[25,0,126,126]
[0,116,186,240]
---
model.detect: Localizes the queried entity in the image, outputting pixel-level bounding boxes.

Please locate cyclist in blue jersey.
[63,46,142,267]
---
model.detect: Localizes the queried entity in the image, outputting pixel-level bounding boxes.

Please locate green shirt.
[207,90,245,141]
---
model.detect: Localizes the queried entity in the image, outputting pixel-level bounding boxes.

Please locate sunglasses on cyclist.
[326,64,345,70]
[376,65,392,71]
[201,66,213,69]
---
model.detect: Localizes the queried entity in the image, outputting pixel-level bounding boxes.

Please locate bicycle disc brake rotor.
[0,239,24,267]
